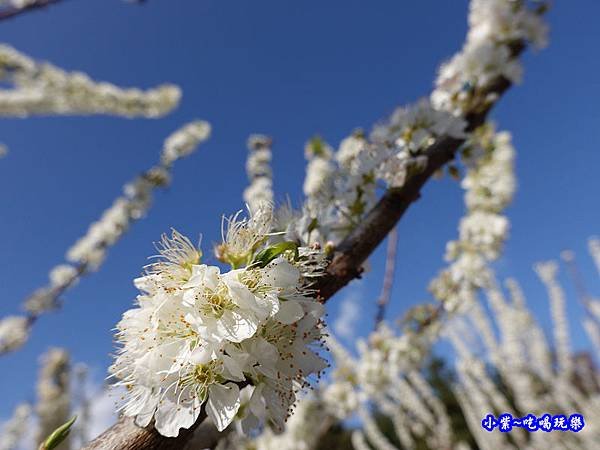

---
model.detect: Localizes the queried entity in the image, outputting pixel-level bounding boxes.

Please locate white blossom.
[216,204,273,268]
[245,396,333,450]
[303,138,335,200]
[468,0,548,49]
[111,209,327,437]
[430,124,515,311]
[0,44,180,118]
[0,316,29,354]
[243,134,274,213]
[161,121,212,166]
[431,0,545,115]
[534,260,573,376]
[322,380,358,420]
[49,264,78,288]
[458,211,509,258]
[0,403,31,450]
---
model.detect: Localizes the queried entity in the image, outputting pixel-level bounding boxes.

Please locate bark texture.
[82,412,205,450]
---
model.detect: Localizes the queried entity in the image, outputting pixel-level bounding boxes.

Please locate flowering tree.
[5,2,598,450]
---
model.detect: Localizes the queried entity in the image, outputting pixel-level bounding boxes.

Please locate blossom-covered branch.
[0,121,211,355]
[0,44,180,117]
[243,134,274,213]
[84,1,547,448]
[0,403,31,450]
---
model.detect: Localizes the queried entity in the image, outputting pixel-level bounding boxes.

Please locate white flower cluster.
[324,325,427,414]
[0,403,31,450]
[430,124,515,311]
[232,395,332,450]
[432,0,547,115]
[371,99,466,187]
[534,261,572,375]
[0,315,29,354]
[0,44,180,118]
[161,120,211,166]
[443,258,600,450]
[321,327,450,450]
[110,206,327,437]
[243,134,274,213]
[295,102,465,246]
[288,2,546,250]
[355,324,411,396]
[467,0,548,48]
[35,348,71,448]
[23,264,80,314]
[315,237,599,450]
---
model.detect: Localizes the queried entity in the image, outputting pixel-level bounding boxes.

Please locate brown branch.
[374,226,398,327]
[315,67,516,304]
[0,0,64,21]
[83,44,526,450]
[82,412,205,450]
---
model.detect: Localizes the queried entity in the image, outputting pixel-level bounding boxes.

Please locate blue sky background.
[0,0,599,421]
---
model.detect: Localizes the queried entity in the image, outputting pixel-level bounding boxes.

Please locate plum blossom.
[0,403,31,450]
[243,134,274,213]
[430,124,515,311]
[0,316,29,354]
[431,0,545,115]
[111,207,327,437]
[467,0,548,49]
[0,44,180,118]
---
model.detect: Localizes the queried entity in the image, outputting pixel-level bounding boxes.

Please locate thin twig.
[561,250,594,309]
[375,226,398,328]
[0,0,64,21]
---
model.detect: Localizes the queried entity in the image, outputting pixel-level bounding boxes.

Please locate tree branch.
[82,412,205,450]
[374,226,398,328]
[0,0,64,21]
[315,70,515,303]
[83,44,524,450]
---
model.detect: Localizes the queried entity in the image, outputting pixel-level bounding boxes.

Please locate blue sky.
[0,0,599,419]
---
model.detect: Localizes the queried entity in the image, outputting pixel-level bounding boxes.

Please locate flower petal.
[206,383,241,432]
[274,299,305,324]
[264,258,300,289]
[217,310,258,342]
[154,386,202,437]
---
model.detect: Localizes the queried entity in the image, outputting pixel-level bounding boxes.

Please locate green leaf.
[252,241,299,268]
[39,416,76,450]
